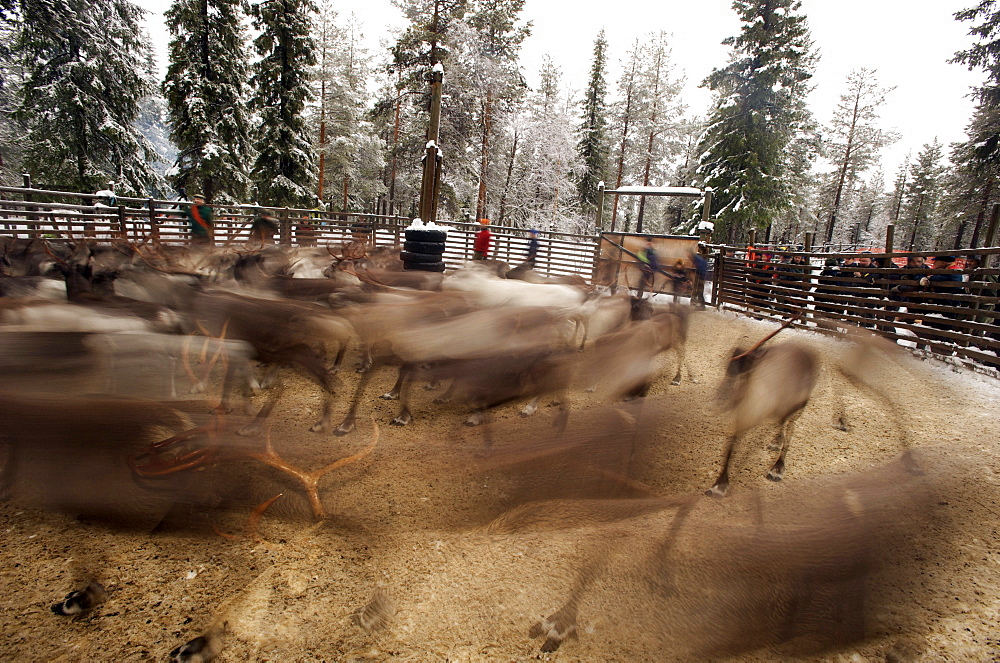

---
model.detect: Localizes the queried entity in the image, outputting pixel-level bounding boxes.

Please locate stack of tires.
[401,227,447,272]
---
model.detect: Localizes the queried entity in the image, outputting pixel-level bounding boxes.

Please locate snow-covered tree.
[632,31,685,233]
[821,68,898,242]
[465,0,530,220]
[608,40,644,231]
[576,30,609,213]
[696,0,818,244]
[15,0,160,194]
[899,139,946,250]
[496,56,583,231]
[163,0,253,202]
[311,7,384,212]
[248,0,319,209]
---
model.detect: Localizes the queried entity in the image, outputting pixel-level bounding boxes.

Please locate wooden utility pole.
[418,64,444,224]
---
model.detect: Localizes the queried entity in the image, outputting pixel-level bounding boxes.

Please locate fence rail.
[0,185,599,280]
[710,246,1000,371]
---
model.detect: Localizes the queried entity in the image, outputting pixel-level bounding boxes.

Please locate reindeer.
[706,341,818,497]
[185,289,354,434]
[333,304,573,434]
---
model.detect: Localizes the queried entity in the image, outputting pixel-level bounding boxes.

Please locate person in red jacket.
[473,218,491,260]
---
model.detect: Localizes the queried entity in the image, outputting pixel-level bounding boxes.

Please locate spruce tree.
[577,30,609,213]
[163,0,253,202]
[15,0,160,194]
[248,0,319,209]
[696,0,817,243]
[822,68,897,243]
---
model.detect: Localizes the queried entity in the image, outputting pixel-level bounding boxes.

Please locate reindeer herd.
[0,234,961,659]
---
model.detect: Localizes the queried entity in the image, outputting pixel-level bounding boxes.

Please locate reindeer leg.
[706,433,739,497]
[335,362,378,436]
[381,364,407,400]
[238,380,285,437]
[390,365,415,426]
[330,343,347,374]
[432,378,457,404]
[767,408,803,482]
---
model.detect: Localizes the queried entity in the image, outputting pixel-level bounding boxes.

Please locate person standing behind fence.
[637,236,661,298]
[186,194,213,244]
[473,219,491,260]
[524,228,540,268]
[690,247,708,309]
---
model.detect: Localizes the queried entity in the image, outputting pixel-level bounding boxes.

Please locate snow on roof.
[606,186,704,197]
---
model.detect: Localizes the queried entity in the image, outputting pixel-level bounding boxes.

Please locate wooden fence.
[709,245,1000,370]
[0,185,599,280]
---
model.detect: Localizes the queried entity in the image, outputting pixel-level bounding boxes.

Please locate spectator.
[473,218,491,260]
[919,255,964,333]
[186,194,214,244]
[524,229,540,268]
[816,257,845,316]
[637,236,660,297]
[690,248,709,310]
[850,251,879,327]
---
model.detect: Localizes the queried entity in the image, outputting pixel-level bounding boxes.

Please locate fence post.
[711,250,723,308]
[983,204,1000,269]
[280,208,291,246]
[148,198,158,243]
[885,224,895,257]
[117,205,128,240]
[803,232,813,252]
[748,228,757,248]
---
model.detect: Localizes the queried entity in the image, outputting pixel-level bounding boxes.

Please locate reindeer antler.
[245,422,379,520]
[730,313,802,361]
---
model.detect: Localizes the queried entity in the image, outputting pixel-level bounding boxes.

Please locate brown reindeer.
[706,341,818,497]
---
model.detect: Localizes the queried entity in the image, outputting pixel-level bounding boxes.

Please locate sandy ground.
[1,309,999,661]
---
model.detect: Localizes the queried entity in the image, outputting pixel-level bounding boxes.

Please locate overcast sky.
[137,0,985,179]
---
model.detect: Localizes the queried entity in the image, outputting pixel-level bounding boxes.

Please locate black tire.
[405,228,447,243]
[403,240,445,254]
[399,250,442,263]
[403,260,446,272]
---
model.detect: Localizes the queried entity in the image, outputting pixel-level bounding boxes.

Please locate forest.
[1,0,1000,248]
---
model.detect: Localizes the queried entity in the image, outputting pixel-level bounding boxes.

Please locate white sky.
[138,0,984,179]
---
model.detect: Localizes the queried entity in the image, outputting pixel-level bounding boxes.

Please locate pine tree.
[15,0,160,194]
[163,0,253,202]
[696,0,817,244]
[311,7,383,212]
[466,0,530,221]
[900,139,945,250]
[822,68,898,242]
[248,0,319,209]
[608,40,644,231]
[576,30,609,213]
[632,31,685,233]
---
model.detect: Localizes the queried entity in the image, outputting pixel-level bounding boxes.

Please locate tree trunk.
[476,92,493,221]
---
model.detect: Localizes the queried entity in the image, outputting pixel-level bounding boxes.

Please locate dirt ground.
[1,309,999,662]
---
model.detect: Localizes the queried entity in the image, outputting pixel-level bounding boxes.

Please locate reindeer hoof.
[379,392,398,401]
[530,612,577,653]
[705,484,729,498]
[519,406,537,417]
[334,423,354,436]
[310,421,328,433]
[766,471,783,482]
[390,415,410,427]
[464,414,484,427]
[237,423,261,437]
[432,396,451,405]
[670,377,682,386]
[190,382,206,394]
